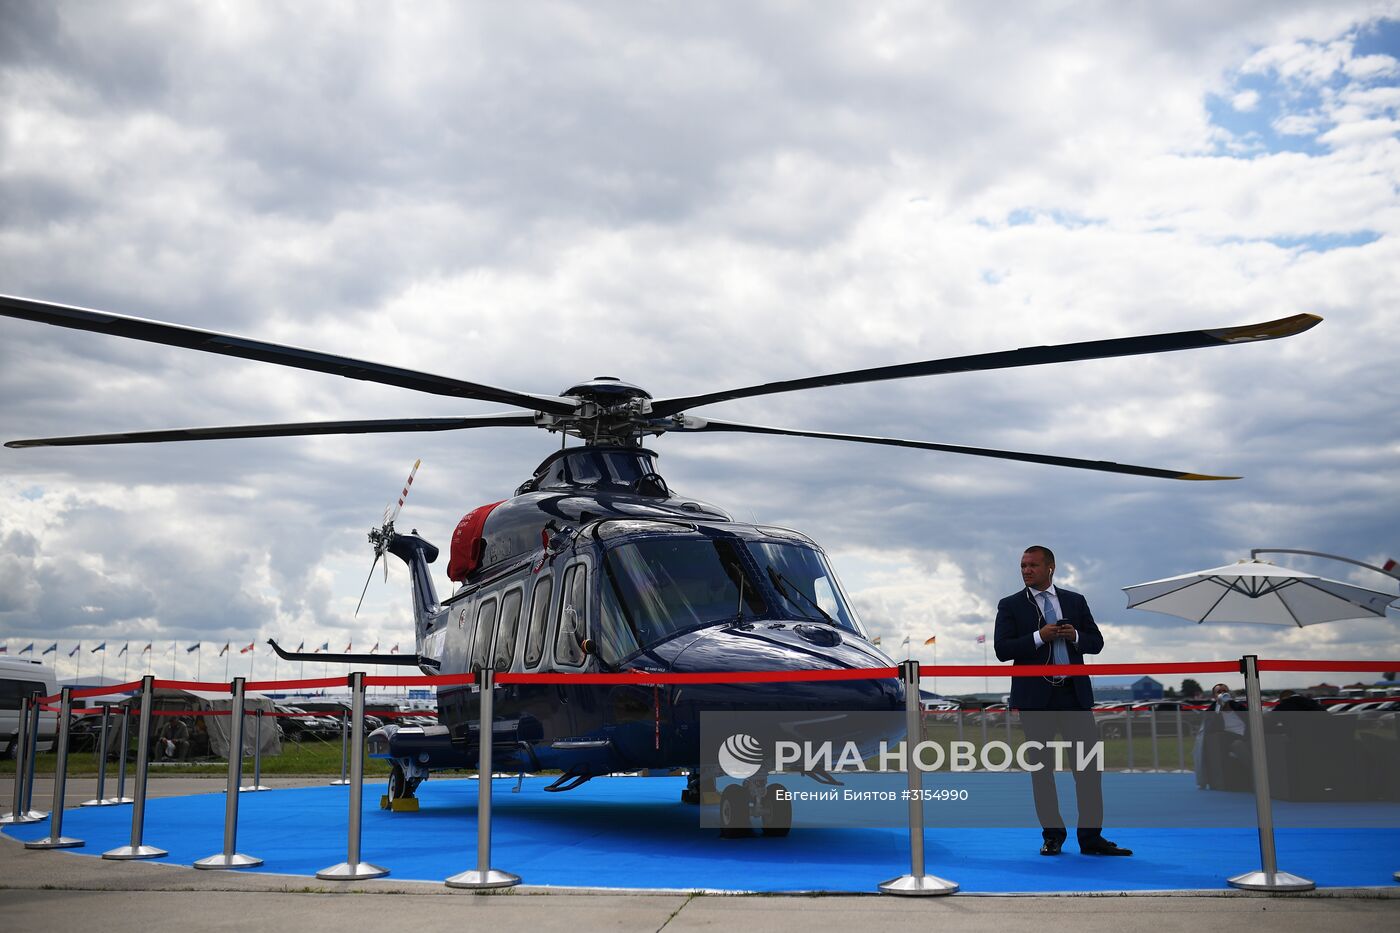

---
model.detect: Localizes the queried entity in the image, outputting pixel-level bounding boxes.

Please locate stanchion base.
[80,798,123,807]
[1227,869,1315,892]
[103,844,168,860]
[1393,870,1398,883]
[329,779,351,786]
[193,852,264,870]
[25,836,84,850]
[109,796,135,804]
[238,785,271,792]
[1,810,47,825]
[317,861,390,880]
[445,868,522,889]
[878,873,960,896]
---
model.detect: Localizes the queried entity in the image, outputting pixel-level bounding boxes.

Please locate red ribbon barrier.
[153,679,233,692]
[1257,658,1400,673]
[922,660,1242,678]
[365,672,475,688]
[68,680,143,700]
[495,667,899,686]
[245,676,349,692]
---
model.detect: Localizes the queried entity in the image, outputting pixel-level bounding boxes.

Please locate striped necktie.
[1040,591,1070,667]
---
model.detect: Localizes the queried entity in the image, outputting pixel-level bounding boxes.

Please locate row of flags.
[867,634,988,647]
[0,641,402,655]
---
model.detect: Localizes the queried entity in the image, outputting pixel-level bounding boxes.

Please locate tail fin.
[387,531,444,644]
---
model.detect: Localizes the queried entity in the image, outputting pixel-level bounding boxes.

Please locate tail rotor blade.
[354,551,382,618]
[387,458,422,525]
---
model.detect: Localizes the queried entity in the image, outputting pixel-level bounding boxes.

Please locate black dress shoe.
[1080,837,1133,856]
[1040,838,1063,856]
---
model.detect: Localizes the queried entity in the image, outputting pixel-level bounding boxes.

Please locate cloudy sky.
[2,1,1397,691]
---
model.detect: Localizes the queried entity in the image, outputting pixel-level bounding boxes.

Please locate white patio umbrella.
[1123,559,1398,626]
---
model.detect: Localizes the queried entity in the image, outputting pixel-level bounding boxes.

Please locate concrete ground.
[3,777,1396,932]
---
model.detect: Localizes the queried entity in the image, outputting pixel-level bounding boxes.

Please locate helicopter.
[0,294,1320,834]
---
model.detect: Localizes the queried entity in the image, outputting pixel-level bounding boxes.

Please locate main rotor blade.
[0,294,578,416]
[675,417,1239,481]
[649,314,1322,417]
[5,414,535,448]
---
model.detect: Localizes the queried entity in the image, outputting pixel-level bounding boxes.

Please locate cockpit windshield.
[748,541,862,634]
[598,536,765,663]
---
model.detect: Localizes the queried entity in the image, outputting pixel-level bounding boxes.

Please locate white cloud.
[1232,89,1262,111]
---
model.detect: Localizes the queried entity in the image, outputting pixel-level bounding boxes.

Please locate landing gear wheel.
[719,784,752,838]
[761,784,792,837]
[681,771,700,805]
[385,761,414,809]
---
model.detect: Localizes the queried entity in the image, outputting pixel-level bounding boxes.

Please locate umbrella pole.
[1226,654,1313,892]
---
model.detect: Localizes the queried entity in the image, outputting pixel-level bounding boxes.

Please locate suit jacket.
[994,586,1103,711]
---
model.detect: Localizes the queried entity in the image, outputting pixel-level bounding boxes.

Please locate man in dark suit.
[994,545,1132,857]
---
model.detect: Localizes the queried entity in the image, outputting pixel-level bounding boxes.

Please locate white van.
[1,657,58,758]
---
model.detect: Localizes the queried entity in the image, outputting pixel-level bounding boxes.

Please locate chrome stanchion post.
[104,676,165,859]
[113,701,133,804]
[879,660,958,896]
[82,704,119,806]
[446,668,520,889]
[330,710,350,785]
[1227,655,1313,892]
[1,696,41,824]
[25,687,83,849]
[22,697,47,821]
[956,705,964,744]
[318,671,388,879]
[194,677,261,869]
[240,709,269,792]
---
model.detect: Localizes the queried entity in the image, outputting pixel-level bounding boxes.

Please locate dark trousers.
[1020,683,1103,845]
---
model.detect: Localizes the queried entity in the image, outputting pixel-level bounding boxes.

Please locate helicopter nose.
[667,621,903,714]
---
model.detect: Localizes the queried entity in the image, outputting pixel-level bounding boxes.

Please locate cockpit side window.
[554,562,588,667]
[524,574,553,669]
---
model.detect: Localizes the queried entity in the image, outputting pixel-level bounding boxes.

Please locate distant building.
[1091,675,1163,701]
[1131,676,1164,701]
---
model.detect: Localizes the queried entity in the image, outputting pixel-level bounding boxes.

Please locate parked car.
[1,657,58,758]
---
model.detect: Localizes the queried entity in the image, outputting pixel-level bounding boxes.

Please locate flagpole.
[122,646,128,682]
[933,641,937,693]
[170,642,176,680]
[249,645,255,682]
[100,645,106,681]
[76,645,82,685]
[225,647,230,681]
[195,645,201,681]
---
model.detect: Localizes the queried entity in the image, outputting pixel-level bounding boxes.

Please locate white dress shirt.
[1029,584,1078,648]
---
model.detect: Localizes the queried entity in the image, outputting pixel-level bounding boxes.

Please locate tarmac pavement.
[3,777,1396,932]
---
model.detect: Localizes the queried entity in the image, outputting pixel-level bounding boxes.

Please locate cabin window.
[554,563,588,667]
[471,596,498,671]
[523,575,553,669]
[493,587,524,671]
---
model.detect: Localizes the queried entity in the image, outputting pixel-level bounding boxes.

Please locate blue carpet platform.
[5,775,1398,892]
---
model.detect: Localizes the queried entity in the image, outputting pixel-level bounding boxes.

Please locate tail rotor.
[355,459,422,617]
